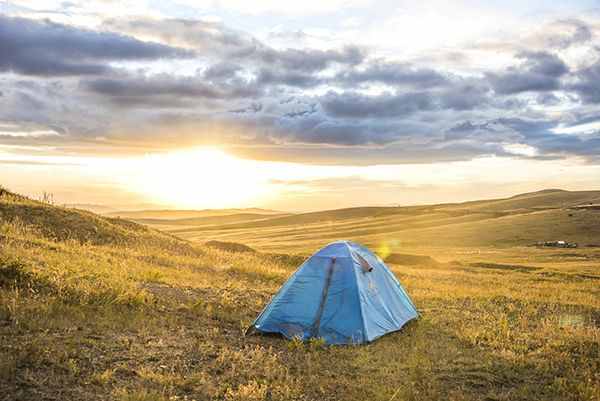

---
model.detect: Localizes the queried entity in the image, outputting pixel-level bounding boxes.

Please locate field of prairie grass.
[1,188,599,401]
[153,189,600,252]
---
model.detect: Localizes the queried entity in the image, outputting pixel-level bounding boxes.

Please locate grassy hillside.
[148,189,600,253]
[445,189,600,212]
[1,187,598,401]
[0,188,196,253]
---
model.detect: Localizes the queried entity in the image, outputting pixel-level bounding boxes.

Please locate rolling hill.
[0,188,197,252]
[1,186,598,401]
[136,189,600,253]
[105,207,286,220]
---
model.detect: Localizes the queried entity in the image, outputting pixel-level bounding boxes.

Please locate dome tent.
[247,241,418,344]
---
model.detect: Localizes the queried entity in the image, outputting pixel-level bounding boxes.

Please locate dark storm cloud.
[82,71,262,106]
[0,15,191,77]
[438,81,491,110]
[335,61,449,88]
[320,80,489,119]
[445,118,555,143]
[445,116,600,161]
[487,51,568,94]
[290,120,426,146]
[275,110,432,146]
[256,67,323,88]
[257,45,366,72]
[203,62,243,80]
[320,91,436,118]
[532,133,600,160]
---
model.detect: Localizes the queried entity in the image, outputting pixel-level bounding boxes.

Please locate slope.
[0,187,196,252]
[0,186,598,401]
[157,189,600,252]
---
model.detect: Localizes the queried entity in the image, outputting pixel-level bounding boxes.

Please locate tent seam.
[348,242,369,343]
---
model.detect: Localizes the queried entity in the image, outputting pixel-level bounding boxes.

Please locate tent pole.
[309,257,336,338]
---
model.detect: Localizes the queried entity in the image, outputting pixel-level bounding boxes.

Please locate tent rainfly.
[246,240,418,344]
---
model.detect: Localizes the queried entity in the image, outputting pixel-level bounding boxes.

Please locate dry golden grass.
[0,187,598,400]
[153,189,600,252]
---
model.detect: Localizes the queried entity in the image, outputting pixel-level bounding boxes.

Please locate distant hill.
[146,189,600,252]
[8,186,599,253]
[105,207,286,220]
[132,212,292,227]
[441,189,600,212]
[171,206,411,233]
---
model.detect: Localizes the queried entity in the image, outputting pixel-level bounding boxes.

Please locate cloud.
[82,73,262,105]
[173,0,372,16]
[256,67,323,88]
[536,92,562,106]
[0,15,191,76]
[319,80,489,119]
[445,117,600,162]
[275,113,432,146]
[103,17,367,71]
[541,19,592,49]
[2,12,600,166]
[0,159,81,166]
[257,45,366,72]
[487,51,569,94]
[334,61,450,88]
[570,59,600,103]
[80,57,268,107]
[320,91,435,118]
[0,79,92,136]
[103,17,255,54]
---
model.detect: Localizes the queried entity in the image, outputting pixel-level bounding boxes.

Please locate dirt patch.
[470,262,540,272]
[205,240,255,253]
[263,253,307,268]
[141,283,209,305]
[536,271,600,282]
[385,253,439,266]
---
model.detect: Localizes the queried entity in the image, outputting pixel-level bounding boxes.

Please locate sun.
[124,147,272,209]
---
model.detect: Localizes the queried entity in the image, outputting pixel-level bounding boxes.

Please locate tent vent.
[354,252,373,272]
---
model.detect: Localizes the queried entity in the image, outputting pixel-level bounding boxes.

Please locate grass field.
[1,187,599,401]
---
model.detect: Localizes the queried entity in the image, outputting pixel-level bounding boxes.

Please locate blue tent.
[247,241,418,344]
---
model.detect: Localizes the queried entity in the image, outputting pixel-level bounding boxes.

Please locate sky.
[1,0,600,211]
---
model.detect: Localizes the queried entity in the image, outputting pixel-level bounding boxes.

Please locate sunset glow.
[123,148,273,209]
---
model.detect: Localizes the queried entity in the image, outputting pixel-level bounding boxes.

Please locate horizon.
[2,1,600,210]
[11,186,599,214]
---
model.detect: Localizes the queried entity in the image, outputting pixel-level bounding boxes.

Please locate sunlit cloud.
[502,143,539,157]
[552,121,600,135]
[0,129,61,138]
